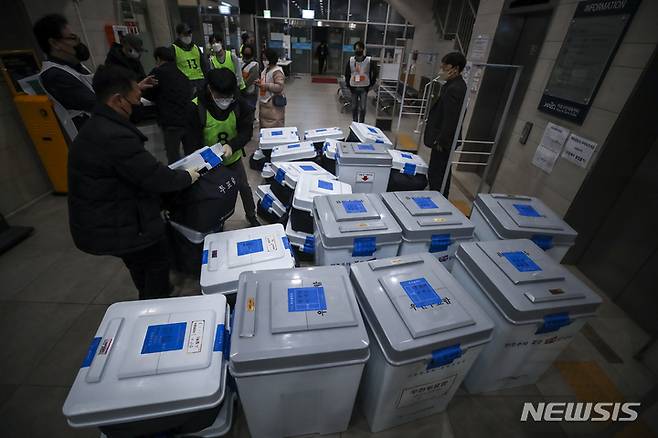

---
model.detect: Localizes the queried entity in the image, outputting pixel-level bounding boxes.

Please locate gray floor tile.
[92,264,139,305]
[0,385,97,438]
[0,249,65,301]
[342,409,454,437]
[0,302,86,385]
[26,305,108,387]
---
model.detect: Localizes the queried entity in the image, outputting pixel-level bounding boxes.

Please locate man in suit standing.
[423,52,467,197]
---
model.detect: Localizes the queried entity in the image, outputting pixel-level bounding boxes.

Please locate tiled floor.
[1,76,656,437]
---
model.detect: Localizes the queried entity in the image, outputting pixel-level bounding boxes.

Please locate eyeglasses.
[59,33,80,42]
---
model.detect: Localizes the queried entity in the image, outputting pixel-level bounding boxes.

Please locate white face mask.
[212,43,222,53]
[214,97,234,110]
[263,60,269,67]
[181,35,192,45]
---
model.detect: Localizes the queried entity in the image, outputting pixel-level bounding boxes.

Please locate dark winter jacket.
[68,104,192,255]
[423,75,467,150]
[142,61,195,127]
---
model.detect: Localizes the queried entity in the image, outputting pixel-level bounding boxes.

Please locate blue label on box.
[213,324,225,352]
[288,287,327,312]
[275,168,286,183]
[237,238,264,256]
[375,138,384,143]
[141,322,187,354]
[357,144,375,151]
[261,194,273,211]
[403,163,416,175]
[352,236,376,257]
[501,251,542,272]
[318,179,334,190]
[413,196,438,209]
[303,235,315,254]
[271,130,283,136]
[401,153,413,159]
[282,236,291,249]
[367,127,378,133]
[400,278,442,308]
[427,344,462,369]
[429,234,451,253]
[81,336,101,368]
[300,165,316,171]
[316,128,327,132]
[342,199,367,213]
[201,249,209,264]
[513,203,542,217]
[287,143,301,148]
[536,313,571,334]
[200,148,222,168]
[531,234,554,250]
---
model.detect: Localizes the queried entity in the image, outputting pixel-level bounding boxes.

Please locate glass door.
[289,24,312,74]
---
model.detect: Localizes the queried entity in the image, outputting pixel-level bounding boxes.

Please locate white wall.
[489,0,657,216]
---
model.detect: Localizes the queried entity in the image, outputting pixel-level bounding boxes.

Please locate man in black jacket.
[68,65,200,300]
[423,52,467,197]
[142,46,195,163]
[104,33,147,80]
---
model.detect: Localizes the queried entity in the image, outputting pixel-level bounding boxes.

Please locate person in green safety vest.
[208,33,245,91]
[172,23,208,97]
[186,68,260,227]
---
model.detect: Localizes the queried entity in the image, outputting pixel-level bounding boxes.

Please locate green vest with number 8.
[192,97,242,166]
[174,44,204,80]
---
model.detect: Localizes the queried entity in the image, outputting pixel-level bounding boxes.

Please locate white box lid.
[350,122,392,146]
[168,144,225,172]
[388,149,428,176]
[270,141,317,162]
[323,139,339,159]
[270,161,336,189]
[304,127,344,141]
[63,295,229,428]
[259,127,300,149]
[256,184,288,218]
[292,174,352,213]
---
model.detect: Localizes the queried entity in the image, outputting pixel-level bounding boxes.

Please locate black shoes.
[247,216,261,227]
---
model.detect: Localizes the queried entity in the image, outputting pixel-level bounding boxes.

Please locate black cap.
[176,23,192,35]
[207,68,237,96]
[121,34,146,52]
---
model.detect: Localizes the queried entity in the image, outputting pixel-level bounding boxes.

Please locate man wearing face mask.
[104,33,147,80]
[172,23,208,96]
[345,41,378,123]
[423,52,467,197]
[33,14,95,141]
[208,34,245,92]
[68,65,200,300]
[187,68,260,227]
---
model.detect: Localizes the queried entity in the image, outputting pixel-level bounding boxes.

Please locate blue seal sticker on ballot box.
[271,130,283,136]
[213,324,225,352]
[317,179,334,190]
[367,127,378,133]
[357,144,375,151]
[401,153,413,159]
[237,238,264,256]
[412,196,438,209]
[81,337,101,368]
[288,287,327,312]
[501,251,542,272]
[513,203,541,217]
[342,199,367,213]
[300,165,316,171]
[287,143,301,148]
[141,322,187,354]
[400,277,442,308]
[200,148,222,168]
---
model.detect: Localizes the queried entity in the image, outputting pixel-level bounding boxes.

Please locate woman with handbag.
[256,48,286,128]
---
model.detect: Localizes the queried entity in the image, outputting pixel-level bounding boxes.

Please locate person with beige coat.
[256,48,286,128]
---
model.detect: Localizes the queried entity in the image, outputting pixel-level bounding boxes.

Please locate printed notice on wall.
[561,134,597,169]
[532,122,570,174]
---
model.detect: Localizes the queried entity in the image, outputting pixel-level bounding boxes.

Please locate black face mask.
[74,43,90,62]
[355,50,364,57]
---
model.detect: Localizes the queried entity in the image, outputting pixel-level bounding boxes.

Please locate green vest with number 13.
[192,97,242,166]
[174,44,204,80]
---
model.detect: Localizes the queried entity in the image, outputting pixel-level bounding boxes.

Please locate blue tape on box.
[532,235,554,250]
[282,236,291,249]
[303,235,315,254]
[287,143,301,148]
[513,203,541,217]
[200,148,222,168]
[342,199,367,213]
[213,324,225,352]
[352,236,376,257]
[536,313,571,334]
[275,168,286,184]
[288,287,327,312]
[261,194,274,211]
[367,127,377,133]
[81,337,101,368]
[427,344,462,369]
[403,163,417,175]
[141,322,187,354]
[271,130,283,136]
[502,251,542,272]
[375,139,384,143]
[318,179,334,190]
[316,128,327,132]
[400,277,441,307]
[413,196,438,209]
[300,165,316,171]
[429,234,451,253]
[357,144,375,151]
[201,249,209,265]
[401,153,413,159]
[237,238,264,256]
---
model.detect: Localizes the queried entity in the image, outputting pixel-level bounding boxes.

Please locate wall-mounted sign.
[561,134,598,168]
[538,0,640,125]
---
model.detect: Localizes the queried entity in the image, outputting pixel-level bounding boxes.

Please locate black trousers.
[228,158,257,219]
[163,125,196,164]
[428,146,452,197]
[318,57,326,74]
[119,238,171,300]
